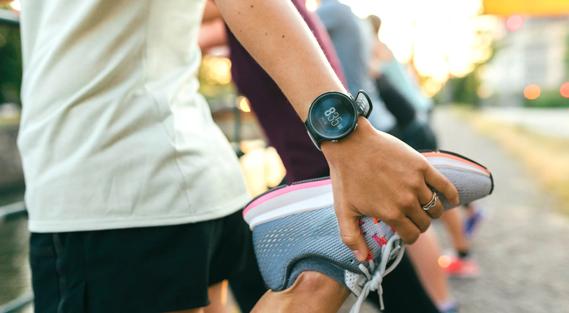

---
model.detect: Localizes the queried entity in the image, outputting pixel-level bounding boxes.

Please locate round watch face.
[308,93,357,139]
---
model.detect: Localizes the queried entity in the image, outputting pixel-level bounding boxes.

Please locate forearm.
[214,0,345,120]
[203,0,221,23]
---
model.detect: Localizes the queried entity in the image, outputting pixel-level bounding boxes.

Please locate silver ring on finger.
[422,192,439,212]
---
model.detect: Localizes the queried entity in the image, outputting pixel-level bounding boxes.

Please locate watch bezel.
[306,92,358,141]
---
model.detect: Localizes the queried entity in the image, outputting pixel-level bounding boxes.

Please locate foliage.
[523,90,569,108]
[444,69,481,107]
[0,22,22,105]
[565,32,569,78]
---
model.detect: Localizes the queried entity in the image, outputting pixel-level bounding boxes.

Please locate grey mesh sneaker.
[243,150,493,312]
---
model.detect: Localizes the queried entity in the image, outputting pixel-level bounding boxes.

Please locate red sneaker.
[439,255,480,278]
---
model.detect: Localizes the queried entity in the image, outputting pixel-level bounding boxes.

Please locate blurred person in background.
[200,1,446,312]
[367,14,482,281]
[315,0,397,135]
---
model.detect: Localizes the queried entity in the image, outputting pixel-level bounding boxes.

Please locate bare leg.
[406,228,452,308]
[441,208,469,252]
[167,307,204,313]
[205,280,232,313]
[167,281,231,313]
[252,271,349,313]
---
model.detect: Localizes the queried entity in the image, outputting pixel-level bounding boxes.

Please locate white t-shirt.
[18,0,250,232]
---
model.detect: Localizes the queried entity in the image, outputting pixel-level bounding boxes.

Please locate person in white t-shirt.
[19,0,458,312]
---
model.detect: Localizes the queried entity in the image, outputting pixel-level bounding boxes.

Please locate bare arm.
[215,0,459,260]
[215,0,343,119]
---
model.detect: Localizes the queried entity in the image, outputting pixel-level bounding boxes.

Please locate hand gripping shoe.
[243,150,493,312]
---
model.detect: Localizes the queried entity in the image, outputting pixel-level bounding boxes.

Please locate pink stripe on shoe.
[422,152,491,175]
[243,178,331,217]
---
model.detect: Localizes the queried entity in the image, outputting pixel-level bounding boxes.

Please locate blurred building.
[482,16,569,106]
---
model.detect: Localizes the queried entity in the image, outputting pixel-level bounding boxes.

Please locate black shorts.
[29,209,250,313]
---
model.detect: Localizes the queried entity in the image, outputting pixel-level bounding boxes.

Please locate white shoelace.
[349,234,406,313]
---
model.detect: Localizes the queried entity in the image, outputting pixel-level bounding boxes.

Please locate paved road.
[433,109,569,313]
[341,108,569,313]
[481,107,569,139]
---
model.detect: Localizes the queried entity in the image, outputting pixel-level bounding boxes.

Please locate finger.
[406,202,431,232]
[336,205,369,262]
[418,185,443,218]
[391,216,421,244]
[424,164,460,206]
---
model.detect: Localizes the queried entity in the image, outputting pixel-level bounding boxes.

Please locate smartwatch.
[304,90,373,150]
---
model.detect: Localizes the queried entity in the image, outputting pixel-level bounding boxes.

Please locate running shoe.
[439,254,481,279]
[439,303,459,313]
[243,150,493,312]
[463,203,484,239]
[439,301,460,313]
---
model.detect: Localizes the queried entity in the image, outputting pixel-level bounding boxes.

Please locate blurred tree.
[565,32,569,79]
[0,17,22,106]
[524,90,569,108]
[447,69,481,107]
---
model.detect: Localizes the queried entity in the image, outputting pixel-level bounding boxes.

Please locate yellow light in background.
[483,0,569,16]
[438,255,452,268]
[201,56,232,85]
[305,0,319,12]
[264,147,286,188]
[523,84,541,100]
[9,0,21,11]
[239,144,286,196]
[342,0,491,95]
[423,79,444,97]
[238,96,251,113]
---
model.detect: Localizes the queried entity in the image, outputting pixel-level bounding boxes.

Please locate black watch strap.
[354,90,372,118]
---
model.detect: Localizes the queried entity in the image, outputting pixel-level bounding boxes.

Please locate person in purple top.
[226,0,342,182]
[201,1,445,312]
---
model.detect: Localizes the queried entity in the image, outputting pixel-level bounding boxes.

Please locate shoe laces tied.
[349,234,405,313]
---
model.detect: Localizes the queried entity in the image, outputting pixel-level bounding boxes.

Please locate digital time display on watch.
[309,94,357,138]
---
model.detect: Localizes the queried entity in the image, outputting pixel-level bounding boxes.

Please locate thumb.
[336,205,369,262]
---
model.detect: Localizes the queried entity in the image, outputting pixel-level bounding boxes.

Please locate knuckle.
[405,230,420,244]
[410,231,420,243]
[417,160,429,172]
[419,220,431,232]
[429,210,442,219]
[431,207,444,218]
[410,176,423,190]
[399,193,416,208]
[340,232,359,246]
[382,211,402,224]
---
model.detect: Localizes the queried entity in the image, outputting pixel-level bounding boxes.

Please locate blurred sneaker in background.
[464,203,484,239]
[438,300,460,313]
[439,254,480,279]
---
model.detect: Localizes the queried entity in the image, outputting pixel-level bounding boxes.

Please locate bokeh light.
[438,255,452,268]
[9,0,21,11]
[341,0,496,95]
[200,56,232,85]
[523,84,541,100]
[237,96,251,113]
[505,15,524,32]
[560,82,569,99]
